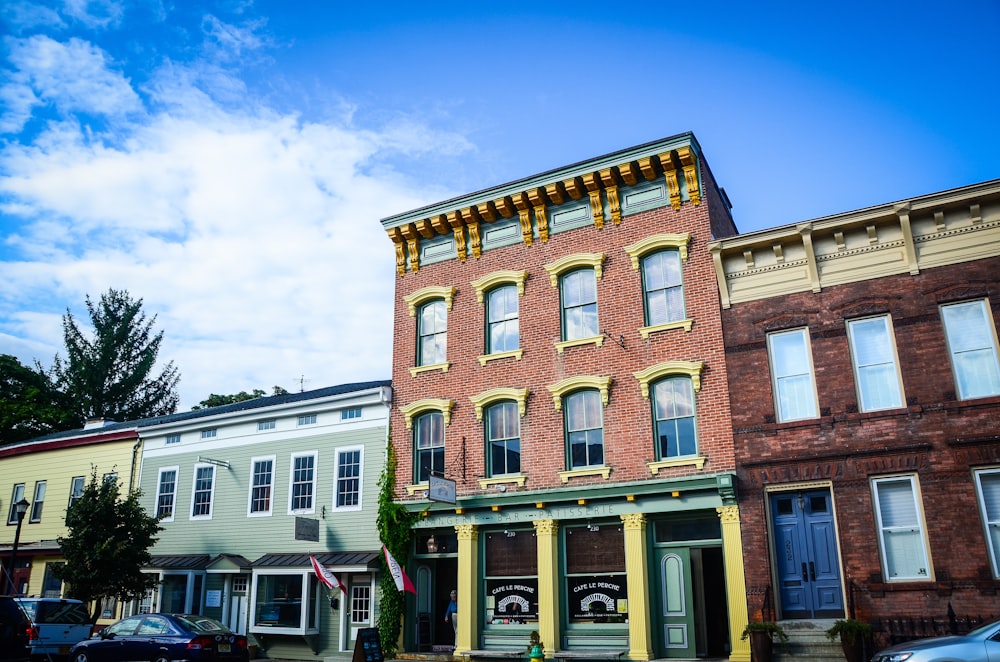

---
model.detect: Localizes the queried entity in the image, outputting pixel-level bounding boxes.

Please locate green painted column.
[621,513,652,661]
[717,505,750,662]
[456,523,479,653]
[533,518,560,656]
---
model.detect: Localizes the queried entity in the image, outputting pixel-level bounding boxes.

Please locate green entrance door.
[656,548,695,658]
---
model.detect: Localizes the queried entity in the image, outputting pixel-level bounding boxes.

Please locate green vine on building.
[376,437,417,658]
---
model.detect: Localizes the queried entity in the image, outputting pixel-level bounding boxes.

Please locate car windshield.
[173,615,230,633]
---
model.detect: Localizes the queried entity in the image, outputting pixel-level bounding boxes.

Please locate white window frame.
[288,451,318,515]
[67,476,85,512]
[29,480,46,523]
[7,484,24,524]
[258,420,276,432]
[974,468,1000,578]
[201,428,217,439]
[847,315,905,412]
[941,299,1000,400]
[333,446,364,511]
[156,467,179,523]
[165,434,181,444]
[767,327,819,422]
[298,414,317,426]
[190,463,216,521]
[249,570,321,636]
[248,455,276,517]
[341,408,362,421]
[871,474,932,582]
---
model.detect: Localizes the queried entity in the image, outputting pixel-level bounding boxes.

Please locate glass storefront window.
[484,529,538,626]
[565,524,627,623]
[251,573,319,634]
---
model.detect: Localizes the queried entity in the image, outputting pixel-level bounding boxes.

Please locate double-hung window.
[767,328,819,422]
[414,411,444,483]
[487,401,521,476]
[486,285,520,353]
[566,390,604,469]
[290,452,317,513]
[191,464,215,519]
[847,315,904,412]
[872,475,931,581]
[335,448,362,509]
[418,300,448,366]
[249,457,275,516]
[156,468,178,521]
[7,484,25,524]
[653,376,697,459]
[29,480,46,523]
[67,476,85,515]
[975,469,1000,577]
[941,299,1000,400]
[641,250,685,326]
[560,269,599,341]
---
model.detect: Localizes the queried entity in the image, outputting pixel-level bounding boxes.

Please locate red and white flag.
[382,545,416,594]
[310,554,347,594]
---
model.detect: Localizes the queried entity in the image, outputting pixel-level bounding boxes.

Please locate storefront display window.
[251,572,319,635]
[565,524,626,623]
[484,529,538,625]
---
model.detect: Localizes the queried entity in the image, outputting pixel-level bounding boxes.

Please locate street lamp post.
[7,498,30,596]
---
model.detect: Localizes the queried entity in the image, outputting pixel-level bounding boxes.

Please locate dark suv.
[0,596,30,662]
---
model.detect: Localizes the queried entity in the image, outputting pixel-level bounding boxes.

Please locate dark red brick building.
[710,180,1000,640]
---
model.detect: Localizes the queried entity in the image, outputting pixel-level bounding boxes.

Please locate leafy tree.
[55,470,163,620]
[376,439,417,658]
[192,385,290,410]
[0,354,81,442]
[51,289,180,421]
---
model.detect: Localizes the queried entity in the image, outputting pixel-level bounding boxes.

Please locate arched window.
[561,269,598,341]
[641,250,685,326]
[565,389,604,469]
[417,299,448,366]
[414,411,444,483]
[487,285,520,354]
[486,401,520,476]
[652,376,696,459]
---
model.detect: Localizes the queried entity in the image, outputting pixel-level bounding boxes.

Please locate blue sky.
[1,0,998,410]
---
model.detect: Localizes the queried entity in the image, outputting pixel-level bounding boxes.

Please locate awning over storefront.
[251,551,380,572]
[148,554,211,570]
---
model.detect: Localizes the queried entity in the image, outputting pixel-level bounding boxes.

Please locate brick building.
[710,180,1000,635]
[382,133,752,660]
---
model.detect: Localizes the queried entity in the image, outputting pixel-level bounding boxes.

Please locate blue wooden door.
[771,490,845,618]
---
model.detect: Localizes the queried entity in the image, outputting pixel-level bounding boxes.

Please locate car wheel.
[73,652,90,662]
[152,655,171,662]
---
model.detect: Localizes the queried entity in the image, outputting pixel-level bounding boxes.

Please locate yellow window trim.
[399,398,454,429]
[555,335,604,354]
[470,270,527,304]
[468,387,529,421]
[478,475,528,489]
[478,349,524,366]
[558,466,612,483]
[633,361,703,399]
[623,233,691,270]
[405,483,429,496]
[403,285,457,317]
[542,253,606,287]
[547,375,612,411]
[648,456,706,474]
[409,362,451,378]
[638,319,694,339]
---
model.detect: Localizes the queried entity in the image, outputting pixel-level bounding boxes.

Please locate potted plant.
[741,621,788,662]
[527,631,544,662]
[825,618,872,662]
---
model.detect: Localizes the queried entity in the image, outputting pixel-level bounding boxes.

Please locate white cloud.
[59,0,125,30]
[0,52,465,408]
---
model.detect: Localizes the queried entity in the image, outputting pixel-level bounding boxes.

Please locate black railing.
[870,608,996,649]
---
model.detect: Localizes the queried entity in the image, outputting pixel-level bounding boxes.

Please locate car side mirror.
[101,632,116,640]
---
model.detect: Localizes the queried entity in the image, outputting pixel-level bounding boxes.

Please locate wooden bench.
[460,649,525,659]
[552,649,628,659]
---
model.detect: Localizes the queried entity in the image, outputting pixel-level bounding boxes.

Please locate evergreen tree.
[55,470,163,620]
[52,288,180,421]
[0,354,80,443]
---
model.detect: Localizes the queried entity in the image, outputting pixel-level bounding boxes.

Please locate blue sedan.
[70,613,249,662]
[870,619,1000,661]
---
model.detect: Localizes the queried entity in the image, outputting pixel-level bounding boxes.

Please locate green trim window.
[767,328,819,422]
[652,376,697,459]
[566,389,604,469]
[564,524,626,623]
[418,299,448,366]
[975,468,1000,577]
[486,285,520,353]
[415,411,445,483]
[941,299,1000,400]
[156,468,178,521]
[484,529,538,626]
[487,401,520,477]
[641,250,684,326]
[561,269,599,341]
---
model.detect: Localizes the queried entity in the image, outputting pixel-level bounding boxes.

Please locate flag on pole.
[310,554,347,594]
[382,545,416,594]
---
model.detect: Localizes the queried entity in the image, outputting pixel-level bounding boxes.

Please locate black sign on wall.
[295,516,319,542]
[567,575,628,621]
[486,579,537,623]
